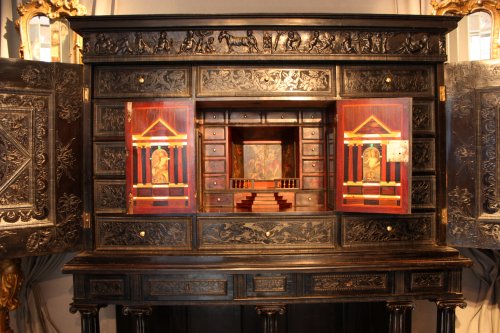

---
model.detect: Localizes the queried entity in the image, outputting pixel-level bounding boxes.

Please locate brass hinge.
[83,212,91,229]
[82,87,90,102]
[439,85,446,102]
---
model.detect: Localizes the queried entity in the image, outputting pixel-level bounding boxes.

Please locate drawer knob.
[312,148,315,151]
[308,197,312,201]
[139,231,146,237]
[213,148,217,152]
[213,181,217,185]
[217,197,221,202]
[213,132,217,136]
[311,131,315,135]
[265,231,271,237]
[138,77,145,84]
[281,114,284,119]
[243,114,247,118]
[312,163,316,167]
[385,76,392,83]
[311,115,315,119]
[386,226,393,232]
[213,115,217,119]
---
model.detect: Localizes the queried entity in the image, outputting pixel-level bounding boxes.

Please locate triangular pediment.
[141,118,179,137]
[352,115,392,135]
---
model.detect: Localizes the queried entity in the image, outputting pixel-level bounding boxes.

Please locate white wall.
[1,1,486,332]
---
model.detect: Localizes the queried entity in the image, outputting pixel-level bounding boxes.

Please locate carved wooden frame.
[15,0,87,63]
[432,0,500,59]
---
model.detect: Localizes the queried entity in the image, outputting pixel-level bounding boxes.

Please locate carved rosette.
[81,29,444,60]
[342,214,434,246]
[198,67,333,97]
[198,217,334,249]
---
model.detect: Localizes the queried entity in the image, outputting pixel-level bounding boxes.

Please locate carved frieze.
[94,180,126,213]
[146,278,227,296]
[308,273,388,293]
[94,66,190,98]
[81,29,445,61]
[410,272,445,291]
[94,103,125,137]
[93,142,126,176]
[96,217,191,250]
[342,214,434,246]
[340,66,434,97]
[197,67,334,97]
[198,216,335,250]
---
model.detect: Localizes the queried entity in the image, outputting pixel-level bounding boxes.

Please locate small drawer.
[229,111,261,124]
[412,176,436,209]
[95,216,192,251]
[302,127,323,140]
[265,111,298,123]
[302,143,324,157]
[246,274,297,298]
[143,274,232,301]
[204,160,226,174]
[94,101,125,137]
[204,176,226,190]
[204,144,226,157]
[412,138,435,172]
[93,142,126,176]
[302,111,323,123]
[203,127,225,140]
[94,66,191,98]
[204,111,225,123]
[204,193,233,206]
[302,160,324,173]
[295,191,324,206]
[302,176,324,189]
[94,180,126,213]
[304,272,390,296]
[87,275,129,300]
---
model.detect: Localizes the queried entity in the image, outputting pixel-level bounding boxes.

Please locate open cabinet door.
[0,58,84,258]
[446,60,500,248]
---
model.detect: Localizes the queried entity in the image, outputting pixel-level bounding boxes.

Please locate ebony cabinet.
[62,14,471,333]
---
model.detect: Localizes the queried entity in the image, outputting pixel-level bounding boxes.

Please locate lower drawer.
[95,216,192,251]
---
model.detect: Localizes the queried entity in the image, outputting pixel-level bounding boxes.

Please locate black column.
[122,305,153,333]
[386,301,414,333]
[70,303,105,333]
[255,304,286,333]
[436,299,466,333]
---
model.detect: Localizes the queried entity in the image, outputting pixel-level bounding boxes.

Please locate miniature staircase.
[236,192,292,211]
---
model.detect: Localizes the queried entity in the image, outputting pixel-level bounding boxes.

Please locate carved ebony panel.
[412,138,435,172]
[411,176,436,209]
[446,60,500,248]
[94,180,126,213]
[93,142,126,176]
[304,273,390,295]
[412,100,435,135]
[94,101,126,137]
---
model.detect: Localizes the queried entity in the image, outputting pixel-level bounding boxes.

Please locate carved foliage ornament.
[82,29,445,59]
[311,273,387,292]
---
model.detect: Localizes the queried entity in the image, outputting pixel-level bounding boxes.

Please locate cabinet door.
[0,58,84,258]
[446,60,500,248]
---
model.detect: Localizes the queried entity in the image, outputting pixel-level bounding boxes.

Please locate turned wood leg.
[0,259,22,333]
[255,304,286,333]
[122,306,152,333]
[435,299,466,333]
[70,303,105,333]
[387,301,414,333]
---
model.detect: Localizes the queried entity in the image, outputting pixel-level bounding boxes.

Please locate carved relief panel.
[0,58,83,258]
[446,60,500,248]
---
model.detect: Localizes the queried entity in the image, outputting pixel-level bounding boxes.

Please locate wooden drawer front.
[95,217,192,250]
[229,111,262,124]
[94,101,125,137]
[303,143,324,157]
[295,191,324,206]
[265,111,298,123]
[94,66,191,98]
[204,160,226,174]
[408,271,448,293]
[204,111,225,123]
[203,127,226,140]
[204,144,226,157]
[412,138,435,172]
[87,275,129,300]
[143,274,232,301]
[302,176,324,189]
[302,127,323,140]
[412,100,435,135]
[204,193,233,206]
[246,274,296,298]
[341,213,435,247]
[93,142,126,176]
[302,111,323,123]
[304,273,390,296]
[340,65,434,97]
[303,160,324,173]
[94,180,126,213]
[412,176,436,209]
[204,176,226,190]
[198,215,335,250]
